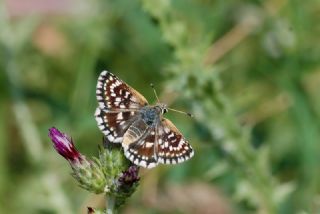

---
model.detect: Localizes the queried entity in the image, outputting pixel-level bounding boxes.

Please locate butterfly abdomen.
[122,119,148,148]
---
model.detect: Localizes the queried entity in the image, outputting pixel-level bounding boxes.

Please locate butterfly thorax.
[140,104,167,126]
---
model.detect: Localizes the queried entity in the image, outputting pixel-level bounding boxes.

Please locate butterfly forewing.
[157,118,194,165]
[96,70,148,111]
[95,70,149,143]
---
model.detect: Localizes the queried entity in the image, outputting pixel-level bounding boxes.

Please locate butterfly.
[95,70,194,168]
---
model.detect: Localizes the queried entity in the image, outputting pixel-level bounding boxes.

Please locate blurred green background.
[1,0,320,213]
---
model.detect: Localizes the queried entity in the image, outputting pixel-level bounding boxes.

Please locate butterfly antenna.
[150,83,160,103]
[167,107,193,118]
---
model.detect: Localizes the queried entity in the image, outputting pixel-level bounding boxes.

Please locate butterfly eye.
[163,108,168,114]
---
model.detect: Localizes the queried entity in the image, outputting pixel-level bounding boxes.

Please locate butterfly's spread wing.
[123,119,158,168]
[95,70,148,143]
[157,118,194,165]
[96,70,148,111]
[122,118,194,168]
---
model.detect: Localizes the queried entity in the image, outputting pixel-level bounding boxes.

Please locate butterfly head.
[158,103,168,115]
[149,84,192,117]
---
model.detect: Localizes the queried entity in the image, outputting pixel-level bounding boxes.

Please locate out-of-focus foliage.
[1,0,320,213]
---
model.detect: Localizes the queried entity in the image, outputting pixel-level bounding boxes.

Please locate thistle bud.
[112,165,140,208]
[48,127,84,164]
[48,127,106,193]
[118,165,140,188]
[49,127,141,211]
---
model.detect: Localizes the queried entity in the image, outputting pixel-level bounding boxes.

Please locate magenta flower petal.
[48,127,82,163]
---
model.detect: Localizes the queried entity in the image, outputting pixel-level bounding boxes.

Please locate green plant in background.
[141,0,281,213]
[141,0,319,213]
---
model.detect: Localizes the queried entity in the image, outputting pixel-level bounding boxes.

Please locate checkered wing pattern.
[96,70,148,111]
[157,118,194,165]
[95,70,194,168]
[95,70,148,143]
[123,120,158,168]
[123,118,194,168]
[95,108,138,143]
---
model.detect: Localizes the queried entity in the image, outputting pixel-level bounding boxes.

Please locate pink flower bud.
[48,127,83,164]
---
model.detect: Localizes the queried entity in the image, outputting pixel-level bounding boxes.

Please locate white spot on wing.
[134,159,139,165]
[96,117,103,124]
[107,134,115,142]
[168,133,174,138]
[97,81,103,88]
[164,141,169,148]
[113,137,123,143]
[101,129,110,135]
[139,160,147,167]
[145,142,154,148]
[147,162,157,168]
[158,157,164,163]
[190,150,194,157]
[117,112,123,120]
[95,107,102,114]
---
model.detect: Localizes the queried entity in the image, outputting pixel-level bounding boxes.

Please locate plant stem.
[106,195,115,214]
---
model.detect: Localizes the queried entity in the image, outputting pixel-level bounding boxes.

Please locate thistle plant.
[48,127,139,213]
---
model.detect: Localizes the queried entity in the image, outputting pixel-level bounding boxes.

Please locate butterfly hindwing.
[157,118,194,165]
[95,108,138,143]
[123,118,194,168]
[96,70,148,111]
[123,120,158,168]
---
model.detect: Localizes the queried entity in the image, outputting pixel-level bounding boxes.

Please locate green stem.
[106,195,115,214]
